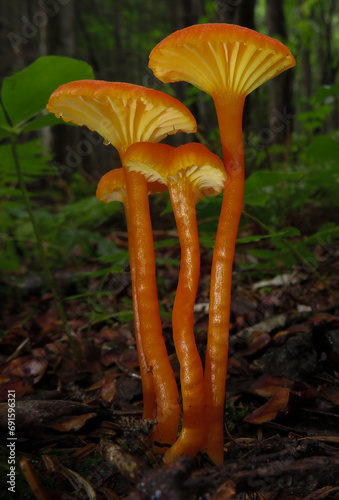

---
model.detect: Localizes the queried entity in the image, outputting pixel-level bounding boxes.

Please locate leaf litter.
[0,237,339,499]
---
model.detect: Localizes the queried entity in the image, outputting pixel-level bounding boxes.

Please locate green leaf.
[199,226,300,248]
[98,249,130,264]
[0,139,52,181]
[80,310,134,329]
[154,238,179,249]
[1,56,94,128]
[21,113,66,132]
[244,170,305,207]
[304,222,339,245]
[314,83,339,102]
[60,196,119,228]
[0,104,10,139]
[0,257,21,271]
[155,256,180,267]
[243,192,269,207]
[160,198,173,216]
[198,235,216,248]
[303,135,339,163]
[237,227,300,244]
[247,248,283,260]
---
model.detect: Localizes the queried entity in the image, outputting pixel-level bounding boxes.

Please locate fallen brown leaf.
[244,388,291,424]
[248,374,294,398]
[47,412,97,432]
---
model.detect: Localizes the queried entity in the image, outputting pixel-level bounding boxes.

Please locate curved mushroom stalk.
[97,168,166,421]
[124,142,226,465]
[47,81,197,447]
[149,24,296,464]
[124,168,182,445]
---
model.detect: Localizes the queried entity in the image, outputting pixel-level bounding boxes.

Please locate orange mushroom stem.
[149,23,296,464]
[96,168,167,421]
[47,81,197,447]
[124,141,226,464]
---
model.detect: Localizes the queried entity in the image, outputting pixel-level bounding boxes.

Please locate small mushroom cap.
[96,168,127,204]
[123,142,175,185]
[149,23,296,98]
[124,142,226,201]
[96,167,166,204]
[47,81,197,156]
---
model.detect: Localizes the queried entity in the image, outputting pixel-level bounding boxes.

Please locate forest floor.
[0,233,339,500]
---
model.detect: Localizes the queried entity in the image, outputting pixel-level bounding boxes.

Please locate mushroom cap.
[96,168,127,204]
[123,142,174,185]
[96,167,166,204]
[149,23,296,98]
[124,141,226,201]
[47,80,197,156]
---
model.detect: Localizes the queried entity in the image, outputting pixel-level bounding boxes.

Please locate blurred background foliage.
[0,0,338,310]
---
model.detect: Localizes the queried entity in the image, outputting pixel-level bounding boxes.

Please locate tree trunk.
[48,0,81,176]
[298,0,312,110]
[266,0,295,149]
[1,0,31,76]
[170,0,204,29]
[217,0,255,28]
[315,0,339,131]
[167,0,208,146]
[317,0,338,86]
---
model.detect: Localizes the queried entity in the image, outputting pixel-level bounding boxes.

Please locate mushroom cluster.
[47,23,295,466]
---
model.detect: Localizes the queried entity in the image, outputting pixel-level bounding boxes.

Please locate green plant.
[0,56,94,357]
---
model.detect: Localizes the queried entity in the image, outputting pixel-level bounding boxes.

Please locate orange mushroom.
[124,142,226,465]
[96,168,167,421]
[47,81,197,447]
[149,24,296,463]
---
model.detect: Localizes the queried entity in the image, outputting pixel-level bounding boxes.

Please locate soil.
[0,236,338,499]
